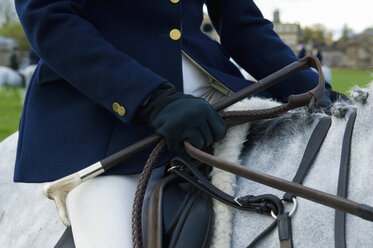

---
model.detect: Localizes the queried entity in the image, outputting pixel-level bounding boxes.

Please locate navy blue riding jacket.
[14,0,320,182]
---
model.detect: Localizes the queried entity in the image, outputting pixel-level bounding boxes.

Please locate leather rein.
[126,56,372,248]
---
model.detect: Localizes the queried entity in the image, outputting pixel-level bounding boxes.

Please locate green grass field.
[0,68,372,142]
[0,89,23,142]
[331,68,372,94]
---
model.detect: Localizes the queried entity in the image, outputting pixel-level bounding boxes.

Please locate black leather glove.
[139,84,226,151]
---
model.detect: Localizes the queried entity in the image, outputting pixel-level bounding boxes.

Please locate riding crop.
[43,56,332,226]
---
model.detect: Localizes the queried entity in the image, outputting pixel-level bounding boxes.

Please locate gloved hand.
[139,84,226,151]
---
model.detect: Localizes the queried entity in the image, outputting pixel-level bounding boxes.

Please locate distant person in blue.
[297,41,307,59]
[14,0,333,246]
[312,44,323,64]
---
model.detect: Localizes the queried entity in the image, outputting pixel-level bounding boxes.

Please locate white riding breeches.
[67,53,227,247]
[67,174,141,248]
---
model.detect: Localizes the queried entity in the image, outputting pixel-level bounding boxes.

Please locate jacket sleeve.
[15,0,168,124]
[205,0,323,101]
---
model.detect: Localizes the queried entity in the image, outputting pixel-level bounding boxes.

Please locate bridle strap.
[247,220,277,248]
[283,116,332,201]
[170,157,284,214]
[184,139,373,221]
[248,116,332,248]
[335,110,357,248]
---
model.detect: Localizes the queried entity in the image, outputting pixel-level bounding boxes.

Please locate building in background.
[336,30,373,69]
[272,9,302,53]
[320,48,344,68]
[201,9,373,69]
[271,10,373,69]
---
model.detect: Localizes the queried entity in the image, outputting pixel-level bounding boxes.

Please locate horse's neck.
[210,85,373,248]
[0,132,66,247]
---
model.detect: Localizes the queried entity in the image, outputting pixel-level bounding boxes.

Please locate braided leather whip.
[132,140,166,248]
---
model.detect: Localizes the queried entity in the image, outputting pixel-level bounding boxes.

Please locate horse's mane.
[244,109,324,144]
[245,85,370,140]
[242,87,368,149]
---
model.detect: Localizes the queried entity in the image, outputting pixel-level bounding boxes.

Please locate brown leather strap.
[101,133,163,171]
[183,141,373,222]
[335,110,357,248]
[145,175,178,248]
[212,55,324,113]
[278,213,293,248]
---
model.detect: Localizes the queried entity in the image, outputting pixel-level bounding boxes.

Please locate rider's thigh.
[66,174,141,248]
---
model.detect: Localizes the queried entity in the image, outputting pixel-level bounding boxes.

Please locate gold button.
[169,29,181,40]
[112,102,120,112]
[170,0,179,3]
[117,106,126,116]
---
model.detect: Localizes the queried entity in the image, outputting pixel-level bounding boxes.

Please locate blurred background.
[0,0,373,142]
[0,0,33,142]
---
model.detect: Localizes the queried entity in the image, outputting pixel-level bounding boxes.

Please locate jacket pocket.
[37,62,63,84]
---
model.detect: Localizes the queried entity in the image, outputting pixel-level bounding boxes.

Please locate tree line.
[0,0,30,51]
[300,24,353,46]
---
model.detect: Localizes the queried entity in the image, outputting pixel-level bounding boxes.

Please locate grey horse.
[1,86,372,247]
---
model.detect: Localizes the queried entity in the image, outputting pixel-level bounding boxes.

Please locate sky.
[254,0,373,39]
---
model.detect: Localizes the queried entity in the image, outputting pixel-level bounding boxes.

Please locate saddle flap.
[147,175,213,248]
